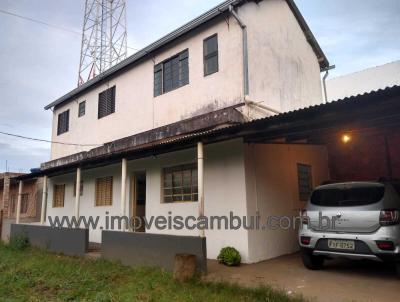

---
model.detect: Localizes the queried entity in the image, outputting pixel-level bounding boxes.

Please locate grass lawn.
[0,243,307,302]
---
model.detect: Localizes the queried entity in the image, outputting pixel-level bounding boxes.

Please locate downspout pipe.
[229,5,249,96]
[321,65,335,103]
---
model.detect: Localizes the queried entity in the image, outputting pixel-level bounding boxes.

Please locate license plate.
[328,239,355,250]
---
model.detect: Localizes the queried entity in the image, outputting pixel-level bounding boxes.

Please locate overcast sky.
[0,0,399,173]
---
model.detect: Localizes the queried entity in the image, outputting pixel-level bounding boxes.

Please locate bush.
[9,235,30,251]
[217,247,241,266]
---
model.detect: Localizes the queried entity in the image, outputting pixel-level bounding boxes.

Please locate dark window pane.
[57,110,69,135]
[204,34,218,76]
[154,64,162,97]
[311,186,385,207]
[160,49,189,94]
[78,101,86,117]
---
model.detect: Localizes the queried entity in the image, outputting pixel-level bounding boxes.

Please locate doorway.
[131,171,146,232]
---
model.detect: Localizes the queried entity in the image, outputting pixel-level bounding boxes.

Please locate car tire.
[301,249,324,270]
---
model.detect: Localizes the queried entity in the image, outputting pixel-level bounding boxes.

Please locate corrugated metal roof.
[44,0,328,110]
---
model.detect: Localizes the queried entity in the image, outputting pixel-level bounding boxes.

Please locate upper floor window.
[154,49,189,97]
[78,101,86,117]
[163,163,198,203]
[203,34,218,76]
[297,163,313,202]
[57,110,69,136]
[98,86,116,119]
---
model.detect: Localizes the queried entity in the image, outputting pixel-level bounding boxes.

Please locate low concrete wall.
[10,224,88,256]
[102,231,207,273]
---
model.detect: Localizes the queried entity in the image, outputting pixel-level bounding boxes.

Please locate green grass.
[0,243,307,302]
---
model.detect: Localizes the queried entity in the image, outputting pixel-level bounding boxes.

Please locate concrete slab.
[204,253,399,302]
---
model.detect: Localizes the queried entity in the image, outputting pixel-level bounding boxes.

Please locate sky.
[0,0,399,173]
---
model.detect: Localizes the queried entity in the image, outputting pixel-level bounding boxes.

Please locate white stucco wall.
[50,0,323,160]
[244,143,329,263]
[46,139,250,262]
[241,0,323,115]
[46,164,126,243]
[326,60,400,101]
[50,16,243,160]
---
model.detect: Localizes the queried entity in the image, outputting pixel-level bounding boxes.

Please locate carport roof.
[15,85,400,181]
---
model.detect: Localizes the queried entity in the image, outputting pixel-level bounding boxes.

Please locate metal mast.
[77,0,127,86]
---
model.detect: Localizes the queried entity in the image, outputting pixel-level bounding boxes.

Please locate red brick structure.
[326,130,400,182]
[0,173,42,219]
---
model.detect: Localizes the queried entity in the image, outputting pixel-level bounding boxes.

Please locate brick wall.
[7,179,40,219]
[327,131,400,182]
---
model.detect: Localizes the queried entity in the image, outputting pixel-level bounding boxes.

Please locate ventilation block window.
[297,164,313,202]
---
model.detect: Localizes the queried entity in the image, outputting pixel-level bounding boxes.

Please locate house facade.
[48,0,327,159]
[11,0,334,264]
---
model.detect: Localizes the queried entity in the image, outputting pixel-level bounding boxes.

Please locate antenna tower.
[78,0,127,86]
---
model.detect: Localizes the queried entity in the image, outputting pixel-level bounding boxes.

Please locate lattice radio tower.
[77,0,127,86]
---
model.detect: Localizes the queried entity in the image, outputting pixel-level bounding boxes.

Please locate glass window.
[204,34,218,76]
[78,101,86,117]
[163,163,198,203]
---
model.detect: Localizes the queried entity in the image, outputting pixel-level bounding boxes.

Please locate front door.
[131,171,146,232]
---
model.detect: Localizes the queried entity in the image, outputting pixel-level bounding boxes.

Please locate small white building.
[13,0,333,264]
[326,60,400,101]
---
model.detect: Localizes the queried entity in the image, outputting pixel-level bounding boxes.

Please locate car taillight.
[379,210,400,226]
[300,236,311,245]
[376,241,395,251]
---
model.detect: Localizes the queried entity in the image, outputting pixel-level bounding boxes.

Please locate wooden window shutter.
[53,184,65,207]
[95,176,113,206]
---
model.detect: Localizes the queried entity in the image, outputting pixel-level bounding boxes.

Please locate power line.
[0,131,102,147]
[0,8,139,51]
[0,8,81,35]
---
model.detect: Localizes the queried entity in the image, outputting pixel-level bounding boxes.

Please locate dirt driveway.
[205,253,398,302]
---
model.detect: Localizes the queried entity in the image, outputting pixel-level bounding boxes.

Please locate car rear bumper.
[299,226,400,262]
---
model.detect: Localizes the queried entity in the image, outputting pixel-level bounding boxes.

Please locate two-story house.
[13,0,332,264]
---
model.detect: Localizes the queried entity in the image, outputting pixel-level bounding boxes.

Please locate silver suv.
[299,181,400,277]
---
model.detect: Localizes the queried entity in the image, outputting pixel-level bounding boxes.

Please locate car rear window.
[311,186,385,207]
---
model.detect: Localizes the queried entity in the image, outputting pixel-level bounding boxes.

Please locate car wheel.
[301,249,324,270]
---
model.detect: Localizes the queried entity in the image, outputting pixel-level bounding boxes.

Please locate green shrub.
[217,247,241,266]
[9,235,30,251]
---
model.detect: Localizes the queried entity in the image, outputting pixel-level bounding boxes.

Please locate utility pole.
[77,0,127,86]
